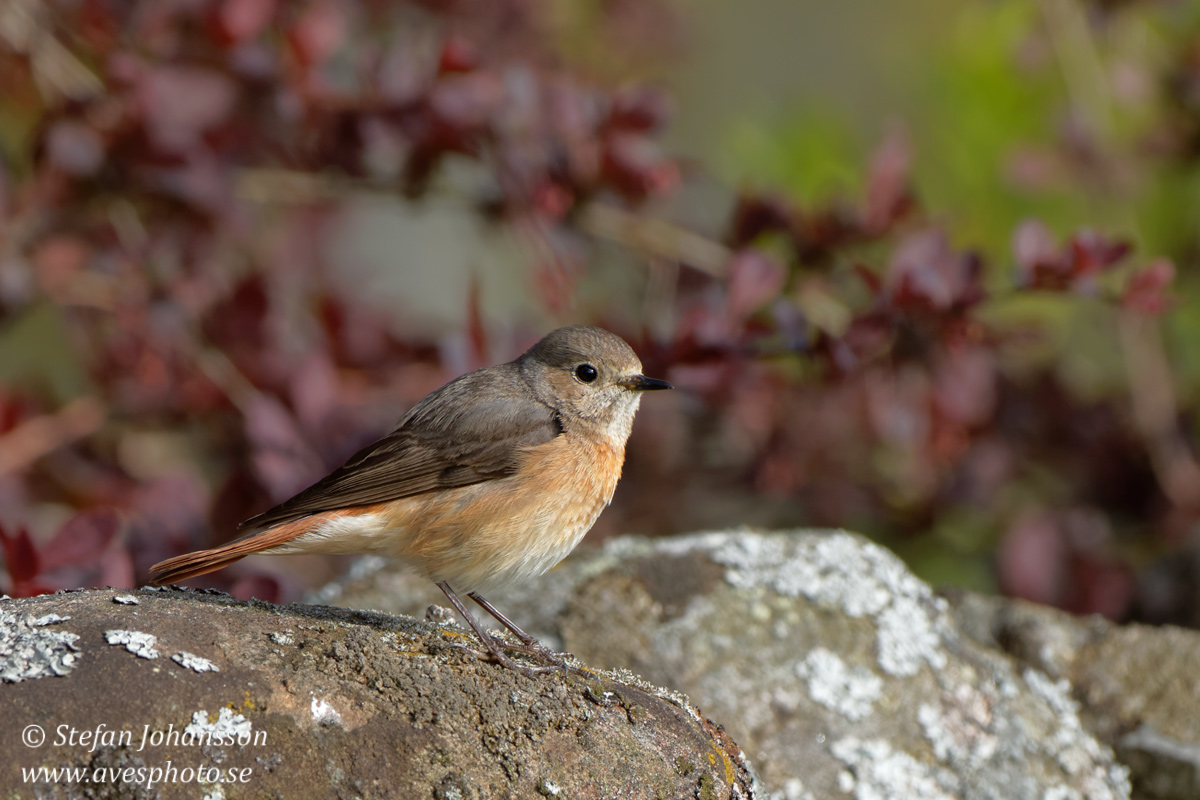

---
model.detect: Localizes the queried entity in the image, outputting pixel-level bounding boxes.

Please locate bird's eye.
[574,363,598,383]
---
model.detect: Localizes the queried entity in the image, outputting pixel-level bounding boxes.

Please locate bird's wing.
[241,367,561,530]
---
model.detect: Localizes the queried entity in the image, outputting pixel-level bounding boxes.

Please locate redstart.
[150,326,671,674]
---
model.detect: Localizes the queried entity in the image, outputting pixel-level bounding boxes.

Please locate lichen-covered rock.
[323,529,1133,799]
[949,590,1200,800]
[1,588,755,799]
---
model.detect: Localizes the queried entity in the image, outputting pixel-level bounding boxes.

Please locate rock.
[948,589,1200,800]
[322,529,1134,799]
[1,588,756,799]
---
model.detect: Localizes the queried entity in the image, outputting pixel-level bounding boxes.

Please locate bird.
[149,326,672,675]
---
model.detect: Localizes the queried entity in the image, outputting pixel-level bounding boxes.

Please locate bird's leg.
[468,591,569,667]
[434,582,557,677]
[467,592,539,648]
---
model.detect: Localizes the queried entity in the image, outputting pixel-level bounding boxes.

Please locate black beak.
[620,374,673,391]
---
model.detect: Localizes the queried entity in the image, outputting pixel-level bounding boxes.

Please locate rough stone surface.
[1,588,755,799]
[323,528,1135,800]
[948,589,1200,800]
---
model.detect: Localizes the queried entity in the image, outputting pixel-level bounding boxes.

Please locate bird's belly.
[377,433,625,593]
[272,433,625,593]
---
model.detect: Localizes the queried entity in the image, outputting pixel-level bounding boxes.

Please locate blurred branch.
[1118,312,1200,508]
[1041,0,1200,509]
[236,169,357,206]
[576,203,730,277]
[0,0,101,101]
[236,167,732,276]
[0,396,106,477]
[190,345,264,418]
[1040,0,1115,144]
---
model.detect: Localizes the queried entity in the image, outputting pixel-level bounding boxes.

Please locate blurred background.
[2,0,1200,626]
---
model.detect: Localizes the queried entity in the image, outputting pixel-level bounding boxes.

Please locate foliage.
[1,0,1198,626]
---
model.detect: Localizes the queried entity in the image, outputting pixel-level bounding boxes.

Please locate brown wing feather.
[241,363,561,530]
[148,362,561,586]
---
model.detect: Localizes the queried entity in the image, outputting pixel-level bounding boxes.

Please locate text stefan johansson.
[54,724,267,752]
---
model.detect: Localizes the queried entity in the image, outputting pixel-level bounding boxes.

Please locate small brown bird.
[150,326,671,674]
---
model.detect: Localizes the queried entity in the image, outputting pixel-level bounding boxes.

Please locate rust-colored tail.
[149,547,253,585]
[148,517,316,585]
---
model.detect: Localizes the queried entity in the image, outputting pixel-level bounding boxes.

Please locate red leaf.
[1013,221,1130,292]
[727,250,786,317]
[97,548,136,590]
[139,66,237,151]
[1012,218,1059,284]
[863,126,914,233]
[429,73,504,131]
[203,274,269,352]
[42,509,120,571]
[887,229,983,312]
[214,0,277,44]
[998,512,1067,606]
[319,294,400,368]
[438,37,479,75]
[853,263,883,296]
[818,312,893,373]
[727,193,795,248]
[245,395,323,500]
[932,347,996,427]
[290,350,342,433]
[1121,258,1175,315]
[1069,230,1131,278]
[531,181,574,220]
[608,86,672,134]
[534,261,580,315]
[1073,557,1134,620]
[128,475,210,554]
[287,1,347,67]
[602,132,677,202]
[0,523,40,587]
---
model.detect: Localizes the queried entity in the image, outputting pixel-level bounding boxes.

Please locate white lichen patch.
[832,737,957,800]
[876,598,946,676]
[699,530,950,676]
[104,629,160,659]
[1023,669,1130,799]
[770,778,816,800]
[537,779,564,796]
[185,707,253,741]
[113,594,140,605]
[918,683,998,768]
[172,651,219,673]
[796,648,882,721]
[0,606,81,682]
[310,695,342,725]
[597,664,698,719]
[269,631,295,646]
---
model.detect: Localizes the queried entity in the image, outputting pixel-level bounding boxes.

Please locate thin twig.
[1041,0,1200,507]
[576,203,730,277]
[0,396,106,476]
[0,0,102,101]
[236,166,734,276]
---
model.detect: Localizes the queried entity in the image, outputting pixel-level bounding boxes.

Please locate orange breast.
[378,430,627,593]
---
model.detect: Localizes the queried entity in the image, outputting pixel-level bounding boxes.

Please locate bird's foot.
[444,641,561,678]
